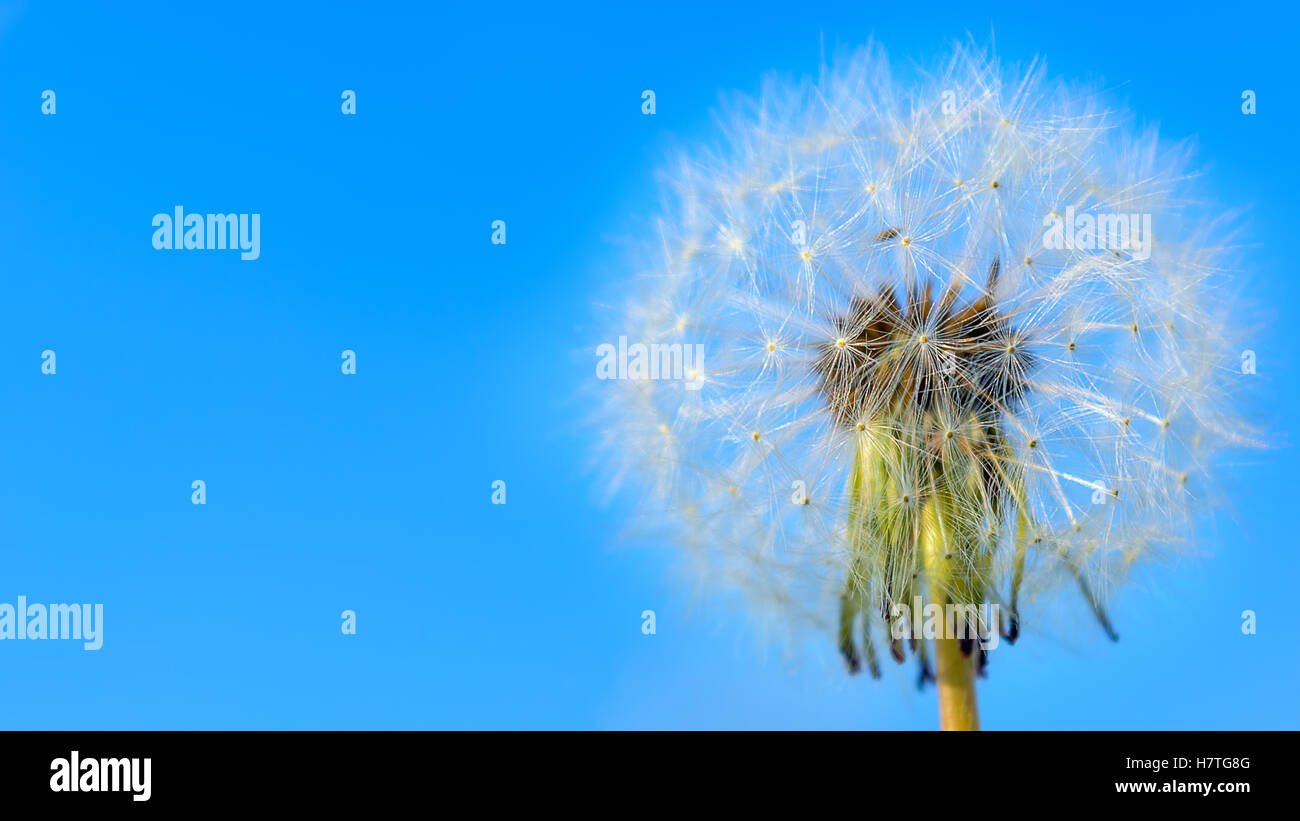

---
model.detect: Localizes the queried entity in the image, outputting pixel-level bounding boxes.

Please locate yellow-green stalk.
[921,492,980,731]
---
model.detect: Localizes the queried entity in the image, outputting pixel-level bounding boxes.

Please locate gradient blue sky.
[0,0,1294,728]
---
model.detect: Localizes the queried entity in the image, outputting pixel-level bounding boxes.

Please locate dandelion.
[598,43,1256,729]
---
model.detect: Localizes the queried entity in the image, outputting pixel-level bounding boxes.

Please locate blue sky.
[0,0,1295,728]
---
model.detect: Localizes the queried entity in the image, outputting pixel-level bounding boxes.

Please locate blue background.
[0,0,1294,728]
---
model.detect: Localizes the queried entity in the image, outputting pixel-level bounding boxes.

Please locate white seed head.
[597,44,1257,673]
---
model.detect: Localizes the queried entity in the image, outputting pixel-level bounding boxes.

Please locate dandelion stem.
[933,627,980,730]
[921,493,981,731]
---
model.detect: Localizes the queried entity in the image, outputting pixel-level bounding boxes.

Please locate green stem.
[921,493,980,731]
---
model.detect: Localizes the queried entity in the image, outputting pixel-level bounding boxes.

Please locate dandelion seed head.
[597,42,1256,676]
